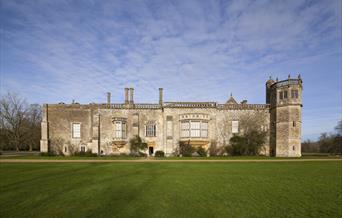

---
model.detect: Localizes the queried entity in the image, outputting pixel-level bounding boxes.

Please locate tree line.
[302,120,342,154]
[0,93,41,151]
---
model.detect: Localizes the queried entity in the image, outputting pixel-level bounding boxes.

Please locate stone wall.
[41,103,271,156]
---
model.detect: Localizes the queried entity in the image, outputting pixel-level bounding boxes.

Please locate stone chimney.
[159,88,163,106]
[107,92,111,105]
[130,88,134,104]
[124,88,129,104]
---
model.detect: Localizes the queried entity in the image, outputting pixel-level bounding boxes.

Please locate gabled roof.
[226,93,238,104]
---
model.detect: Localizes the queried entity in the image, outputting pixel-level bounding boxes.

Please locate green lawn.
[1,162,341,218]
[1,154,341,160]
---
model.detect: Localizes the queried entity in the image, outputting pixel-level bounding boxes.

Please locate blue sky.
[0,0,341,140]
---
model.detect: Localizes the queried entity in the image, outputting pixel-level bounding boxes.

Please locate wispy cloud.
[0,0,341,139]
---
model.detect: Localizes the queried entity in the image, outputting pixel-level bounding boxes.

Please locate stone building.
[40,76,303,157]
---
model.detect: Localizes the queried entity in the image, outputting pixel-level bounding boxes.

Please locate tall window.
[146,123,156,137]
[72,123,81,138]
[114,121,126,139]
[291,90,298,98]
[279,91,288,100]
[201,122,208,137]
[190,121,201,137]
[181,120,208,138]
[181,122,190,137]
[232,121,239,133]
[283,90,288,99]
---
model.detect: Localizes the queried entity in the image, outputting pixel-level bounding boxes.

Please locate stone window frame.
[114,121,127,140]
[232,120,239,134]
[180,120,209,138]
[71,122,81,139]
[145,121,157,137]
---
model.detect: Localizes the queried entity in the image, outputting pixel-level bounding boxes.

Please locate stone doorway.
[148,146,154,156]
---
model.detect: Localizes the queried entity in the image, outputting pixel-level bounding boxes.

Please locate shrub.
[179,141,194,157]
[155,150,165,157]
[129,135,148,155]
[73,150,97,157]
[197,147,207,157]
[40,151,57,156]
[228,130,266,156]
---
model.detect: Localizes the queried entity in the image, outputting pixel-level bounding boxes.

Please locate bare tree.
[0,93,28,151]
[25,104,42,151]
[0,93,42,151]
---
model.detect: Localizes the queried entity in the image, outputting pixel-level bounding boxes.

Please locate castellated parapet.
[40,76,302,157]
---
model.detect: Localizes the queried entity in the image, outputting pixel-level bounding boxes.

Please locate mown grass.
[1,154,341,160]
[0,162,341,218]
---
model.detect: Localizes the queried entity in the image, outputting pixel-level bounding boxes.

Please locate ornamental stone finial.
[288,74,291,79]
[276,77,278,82]
[298,74,301,79]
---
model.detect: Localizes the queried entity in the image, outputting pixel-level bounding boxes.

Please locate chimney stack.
[159,88,163,106]
[124,88,129,104]
[107,92,111,105]
[130,88,134,104]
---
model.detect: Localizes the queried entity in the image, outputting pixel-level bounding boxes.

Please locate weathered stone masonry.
[40,76,303,157]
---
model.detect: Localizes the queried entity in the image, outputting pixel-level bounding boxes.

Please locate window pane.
[181,122,190,130]
[122,123,126,138]
[191,121,200,129]
[191,129,200,137]
[146,124,156,137]
[201,130,208,137]
[115,121,122,138]
[181,129,190,137]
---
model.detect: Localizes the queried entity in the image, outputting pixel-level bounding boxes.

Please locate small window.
[283,91,288,99]
[64,147,67,152]
[72,123,81,138]
[81,146,85,152]
[292,146,295,151]
[279,91,283,100]
[291,90,298,98]
[293,121,296,127]
[232,121,239,133]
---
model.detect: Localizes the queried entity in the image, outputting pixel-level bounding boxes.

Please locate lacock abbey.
[40,75,303,157]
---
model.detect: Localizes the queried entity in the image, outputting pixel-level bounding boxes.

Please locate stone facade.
[40,76,303,157]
